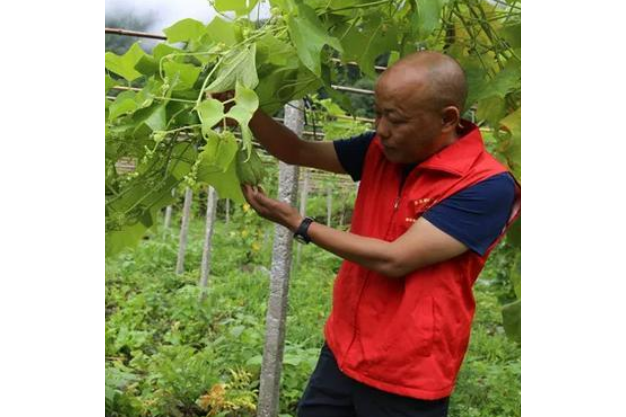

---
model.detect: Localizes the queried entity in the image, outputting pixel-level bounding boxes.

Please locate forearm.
[241,186,467,278]
[249,110,304,164]
[302,221,402,278]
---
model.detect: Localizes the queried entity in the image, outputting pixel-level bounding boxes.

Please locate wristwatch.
[294,217,314,244]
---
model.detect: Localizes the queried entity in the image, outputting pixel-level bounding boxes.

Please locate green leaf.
[133,84,156,109]
[199,130,239,172]
[206,44,259,93]
[163,61,201,91]
[502,299,521,344]
[135,104,167,132]
[131,176,178,213]
[236,146,266,185]
[225,83,259,151]
[287,2,343,76]
[387,50,401,67]
[197,98,225,135]
[163,18,207,44]
[234,81,260,113]
[463,60,490,108]
[474,61,521,104]
[507,218,521,249]
[510,250,521,299]
[341,16,398,78]
[269,0,289,10]
[256,66,299,114]
[256,33,296,67]
[206,16,241,47]
[168,101,199,126]
[229,325,246,338]
[134,54,159,77]
[105,43,147,82]
[487,67,521,98]
[476,95,507,127]
[414,0,443,36]
[106,217,150,257]
[108,91,138,121]
[497,107,521,180]
[169,143,198,180]
[321,64,354,114]
[282,354,302,366]
[197,153,245,203]
[215,0,260,16]
[153,43,185,62]
[318,98,345,117]
[105,74,115,95]
[246,355,263,366]
[501,22,521,49]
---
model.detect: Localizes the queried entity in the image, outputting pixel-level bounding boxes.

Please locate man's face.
[374,72,444,165]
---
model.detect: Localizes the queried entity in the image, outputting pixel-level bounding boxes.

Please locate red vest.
[324,122,521,400]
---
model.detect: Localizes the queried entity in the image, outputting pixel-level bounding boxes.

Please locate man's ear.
[441,106,460,132]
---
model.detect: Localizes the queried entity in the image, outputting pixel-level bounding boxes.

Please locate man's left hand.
[241,184,303,232]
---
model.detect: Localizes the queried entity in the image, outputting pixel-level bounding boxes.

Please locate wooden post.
[175,187,193,274]
[256,100,303,417]
[199,186,218,299]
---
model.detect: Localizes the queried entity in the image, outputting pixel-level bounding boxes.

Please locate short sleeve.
[332,131,376,182]
[422,173,516,255]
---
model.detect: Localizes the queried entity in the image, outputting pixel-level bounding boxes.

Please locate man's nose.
[376,118,391,140]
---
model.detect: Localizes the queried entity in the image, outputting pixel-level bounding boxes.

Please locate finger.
[242,185,266,212]
[241,184,255,203]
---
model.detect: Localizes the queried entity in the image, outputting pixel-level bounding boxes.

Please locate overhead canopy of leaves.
[105,0,522,257]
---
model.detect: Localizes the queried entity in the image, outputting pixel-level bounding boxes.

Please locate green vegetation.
[106,199,520,417]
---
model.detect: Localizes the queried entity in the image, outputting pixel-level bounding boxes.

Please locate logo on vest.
[405,198,436,223]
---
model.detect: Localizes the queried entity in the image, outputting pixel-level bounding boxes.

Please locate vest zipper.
[395,166,414,212]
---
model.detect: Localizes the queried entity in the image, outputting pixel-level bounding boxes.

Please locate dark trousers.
[297,344,449,417]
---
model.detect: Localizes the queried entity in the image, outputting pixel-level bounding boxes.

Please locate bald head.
[379,51,467,114]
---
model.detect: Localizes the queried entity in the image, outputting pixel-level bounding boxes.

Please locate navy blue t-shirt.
[333,131,515,255]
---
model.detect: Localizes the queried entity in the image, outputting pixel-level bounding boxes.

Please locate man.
[238,51,520,417]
